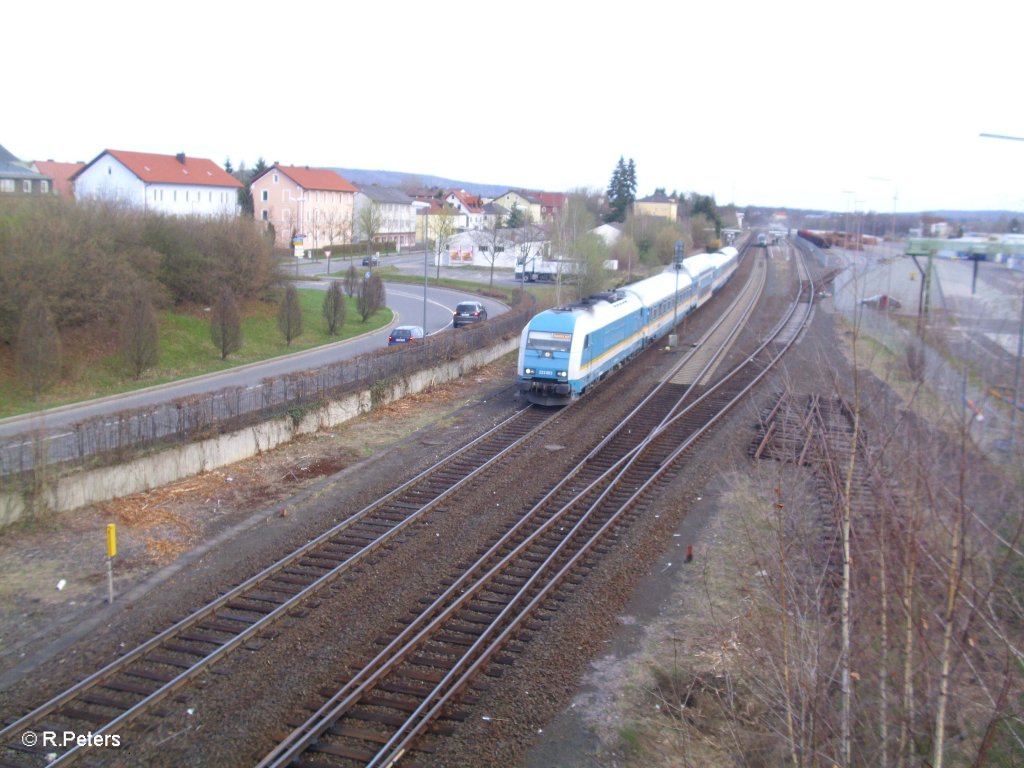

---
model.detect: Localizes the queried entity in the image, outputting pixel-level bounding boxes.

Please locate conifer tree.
[605,156,637,223]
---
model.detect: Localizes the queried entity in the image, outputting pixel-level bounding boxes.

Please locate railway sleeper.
[464,601,506,615]
[146,652,201,669]
[55,705,110,725]
[103,678,158,696]
[199,618,255,633]
[179,630,232,645]
[78,691,131,711]
[124,666,176,682]
[308,740,379,763]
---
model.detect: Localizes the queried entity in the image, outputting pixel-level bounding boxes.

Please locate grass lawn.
[0,289,391,419]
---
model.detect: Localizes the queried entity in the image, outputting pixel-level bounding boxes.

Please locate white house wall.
[144,183,237,216]
[74,156,146,207]
[76,156,238,217]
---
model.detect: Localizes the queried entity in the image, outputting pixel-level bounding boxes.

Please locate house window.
[23,180,31,193]
[261,189,268,202]
[173,191,177,201]
[41,181,49,194]
[273,173,279,184]
[0,179,14,193]
[261,210,269,221]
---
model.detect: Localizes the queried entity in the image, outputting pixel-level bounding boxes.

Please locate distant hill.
[332,168,511,198]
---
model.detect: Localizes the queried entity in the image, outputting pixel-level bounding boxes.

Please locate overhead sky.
[6,0,1021,215]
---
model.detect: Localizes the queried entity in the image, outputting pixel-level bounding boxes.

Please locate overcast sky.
[6,0,1021,215]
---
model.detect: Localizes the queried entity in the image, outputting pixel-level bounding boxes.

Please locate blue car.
[387,325,424,345]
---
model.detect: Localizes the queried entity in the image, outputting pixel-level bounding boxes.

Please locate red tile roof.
[448,189,484,212]
[76,150,241,187]
[33,160,85,198]
[272,165,356,193]
[534,192,566,209]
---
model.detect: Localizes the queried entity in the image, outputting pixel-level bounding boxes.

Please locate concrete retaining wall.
[0,337,518,525]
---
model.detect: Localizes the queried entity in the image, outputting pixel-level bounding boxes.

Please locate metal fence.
[1,302,531,480]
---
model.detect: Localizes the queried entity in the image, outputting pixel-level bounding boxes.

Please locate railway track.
[256,247,813,767]
[1,239,795,767]
[0,406,559,767]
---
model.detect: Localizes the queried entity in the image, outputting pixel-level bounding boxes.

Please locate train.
[517,246,740,406]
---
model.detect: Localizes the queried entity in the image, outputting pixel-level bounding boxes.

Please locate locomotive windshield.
[526,330,572,353]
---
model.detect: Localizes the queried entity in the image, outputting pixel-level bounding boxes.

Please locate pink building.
[251,164,357,250]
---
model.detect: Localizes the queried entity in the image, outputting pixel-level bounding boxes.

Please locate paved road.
[0,254,508,441]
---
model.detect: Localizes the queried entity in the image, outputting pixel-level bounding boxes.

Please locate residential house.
[492,190,543,224]
[534,191,566,220]
[445,190,487,230]
[415,198,465,243]
[592,222,623,247]
[251,164,357,249]
[72,149,240,216]
[634,191,679,221]
[354,185,417,249]
[481,201,509,230]
[0,144,53,196]
[33,160,84,199]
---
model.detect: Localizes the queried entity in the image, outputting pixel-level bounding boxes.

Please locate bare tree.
[357,201,383,259]
[277,284,303,346]
[16,296,62,399]
[344,265,359,298]
[119,288,159,379]
[210,285,242,360]
[322,280,346,335]
[481,220,508,288]
[550,197,597,303]
[323,209,354,274]
[429,205,457,280]
[357,272,385,321]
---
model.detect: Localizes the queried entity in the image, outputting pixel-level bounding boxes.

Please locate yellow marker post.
[106,524,117,603]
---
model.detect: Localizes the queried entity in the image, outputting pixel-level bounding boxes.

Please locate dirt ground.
[0,358,519,690]
[0,251,860,766]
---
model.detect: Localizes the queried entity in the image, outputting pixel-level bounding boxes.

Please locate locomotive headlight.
[524,367,535,375]
[557,370,568,378]
[542,350,553,358]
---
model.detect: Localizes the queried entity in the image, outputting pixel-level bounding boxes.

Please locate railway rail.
[256,247,813,767]
[1,239,802,768]
[0,406,559,766]
[0,245,761,767]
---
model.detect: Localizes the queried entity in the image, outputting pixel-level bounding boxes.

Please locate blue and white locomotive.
[517,246,739,406]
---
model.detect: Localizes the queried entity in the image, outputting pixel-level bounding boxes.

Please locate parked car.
[362,254,381,267]
[387,325,424,345]
[453,301,488,327]
[860,293,901,310]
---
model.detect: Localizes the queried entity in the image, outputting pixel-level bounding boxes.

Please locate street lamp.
[671,239,684,348]
[287,193,307,276]
[841,190,855,249]
[868,176,898,252]
[423,210,429,335]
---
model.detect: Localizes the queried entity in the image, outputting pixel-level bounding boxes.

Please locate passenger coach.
[517,246,740,407]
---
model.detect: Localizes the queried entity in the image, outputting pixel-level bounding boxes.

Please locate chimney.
[176,152,186,164]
